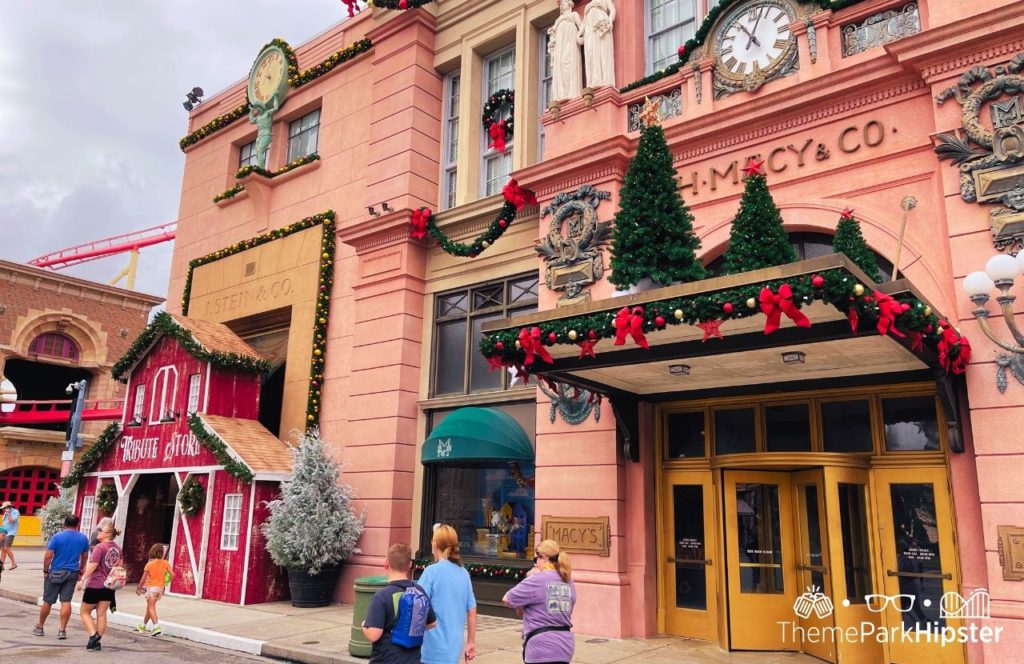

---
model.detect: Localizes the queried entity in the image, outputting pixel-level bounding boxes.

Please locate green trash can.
[349,575,388,658]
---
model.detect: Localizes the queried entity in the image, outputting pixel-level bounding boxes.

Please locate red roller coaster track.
[0,398,123,426]
[28,222,176,270]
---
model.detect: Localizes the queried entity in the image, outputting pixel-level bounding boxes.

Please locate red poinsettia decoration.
[938,322,972,375]
[489,119,508,152]
[409,207,431,240]
[759,284,811,334]
[502,179,537,211]
[614,306,650,349]
[874,291,906,338]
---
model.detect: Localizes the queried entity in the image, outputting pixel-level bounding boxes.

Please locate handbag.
[104,564,127,590]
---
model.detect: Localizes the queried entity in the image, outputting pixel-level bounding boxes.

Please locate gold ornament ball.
[515,340,522,349]
[674,309,683,320]
[746,297,757,309]
[924,306,932,316]
[568,330,578,341]
[853,284,865,296]
[322,252,330,259]
[319,317,327,324]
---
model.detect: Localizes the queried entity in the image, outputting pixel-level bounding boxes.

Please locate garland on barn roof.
[60,423,121,488]
[414,558,527,582]
[188,414,255,483]
[620,0,868,93]
[111,312,271,383]
[409,180,536,257]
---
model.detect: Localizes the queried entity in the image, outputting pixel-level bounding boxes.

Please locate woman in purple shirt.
[502,540,576,664]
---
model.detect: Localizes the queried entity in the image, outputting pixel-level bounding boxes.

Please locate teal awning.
[421,407,534,464]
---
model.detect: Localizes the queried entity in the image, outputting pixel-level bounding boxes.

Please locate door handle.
[885,570,952,580]
[667,557,712,566]
[796,563,827,574]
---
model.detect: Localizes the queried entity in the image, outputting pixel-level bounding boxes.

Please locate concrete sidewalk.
[0,547,815,663]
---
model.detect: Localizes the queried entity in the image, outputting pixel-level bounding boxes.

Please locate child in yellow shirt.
[136,544,174,636]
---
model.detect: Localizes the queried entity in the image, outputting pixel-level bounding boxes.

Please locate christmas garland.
[413,558,528,582]
[111,312,271,382]
[60,423,121,488]
[235,153,320,180]
[289,38,372,87]
[213,184,246,204]
[367,0,436,10]
[409,180,536,257]
[178,475,206,517]
[482,89,514,153]
[188,414,255,483]
[179,104,250,151]
[620,0,868,94]
[96,482,118,516]
[479,266,971,375]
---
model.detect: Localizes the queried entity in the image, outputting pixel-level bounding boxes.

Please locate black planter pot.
[287,566,342,608]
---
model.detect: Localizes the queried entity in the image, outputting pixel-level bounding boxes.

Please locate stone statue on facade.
[249,103,277,169]
[547,0,583,102]
[579,0,616,89]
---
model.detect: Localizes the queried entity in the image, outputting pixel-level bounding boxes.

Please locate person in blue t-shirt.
[1,501,19,570]
[34,515,90,639]
[419,524,477,663]
[362,543,437,664]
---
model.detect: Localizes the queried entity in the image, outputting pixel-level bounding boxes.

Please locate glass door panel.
[724,470,797,651]
[874,467,964,664]
[661,470,717,641]
[792,470,835,662]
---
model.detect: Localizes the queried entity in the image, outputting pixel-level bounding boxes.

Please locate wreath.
[178,476,206,517]
[482,89,515,153]
[96,483,118,516]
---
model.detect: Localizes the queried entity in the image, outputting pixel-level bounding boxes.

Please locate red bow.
[409,208,431,240]
[938,323,971,375]
[759,284,811,334]
[488,120,508,152]
[875,291,906,338]
[613,307,650,349]
[502,179,537,211]
[486,355,506,372]
[847,308,859,334]
[519,327,553,366]
[341,0,360,17]
[578,339,599,359]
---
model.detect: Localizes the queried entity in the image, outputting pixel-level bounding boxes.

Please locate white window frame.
[287,108,321,162]
[149,366,178,424]
[441,71,461,210]
[480,47,516,198]
[645,0,700,75]
[539,29,553,162]
[80,496,96,535]
[220,493,243,550]
[187,374,202,414]
[131,384,145,424]
[238,141,257,169]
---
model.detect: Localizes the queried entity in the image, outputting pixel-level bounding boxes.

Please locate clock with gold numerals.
[247,45,289,108]
[711,0,799,98]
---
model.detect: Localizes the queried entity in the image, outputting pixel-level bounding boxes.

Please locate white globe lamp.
[963,271,995,298]
[985,253,1019,283]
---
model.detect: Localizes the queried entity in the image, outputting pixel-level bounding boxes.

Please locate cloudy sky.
[0,1,353,300]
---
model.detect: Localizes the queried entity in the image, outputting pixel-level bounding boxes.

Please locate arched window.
[705,232,894,279]
[28,333,80,361]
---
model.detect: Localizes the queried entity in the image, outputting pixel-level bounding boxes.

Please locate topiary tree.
[720,160,796,275]
[38,487,75,542]
[261,428,364,575]
[832,208,883,282]
[610,123,706,288]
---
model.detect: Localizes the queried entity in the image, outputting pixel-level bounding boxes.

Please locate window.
[220,494,243,550]
[131,384,145,424]
[187,374,202,414]
[287,109,321,162]
[238,141,258,169]
[705,232,894,278]
[80,496,96,534]
[432,275,539,396]
[482,48,515,197]
[441,73,460,210]
[882,396,940,451]
[647,0,698,73]
[28,333,79,361]
[539,30,553,160]
[150,366,178,423]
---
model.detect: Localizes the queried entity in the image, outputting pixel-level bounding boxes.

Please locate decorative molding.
[840,2,919,58]
[628,90,682,133]
[997,525,1024,581]
[920,40,1024,80]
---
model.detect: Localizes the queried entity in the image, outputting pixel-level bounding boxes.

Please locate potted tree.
[261,428,365,607]
[38,487,75,542]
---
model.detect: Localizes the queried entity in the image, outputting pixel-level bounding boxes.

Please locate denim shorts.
[42,570,77,604]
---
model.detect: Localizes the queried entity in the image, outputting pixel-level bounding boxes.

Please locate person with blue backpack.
[362,542,437,663]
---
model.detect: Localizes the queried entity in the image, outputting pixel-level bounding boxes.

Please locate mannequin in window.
[579,0,616,89]
[547,0,583,102]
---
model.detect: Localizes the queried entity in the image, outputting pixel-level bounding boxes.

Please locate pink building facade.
[167,1,1024,661]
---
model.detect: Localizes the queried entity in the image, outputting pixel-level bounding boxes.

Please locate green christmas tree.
[610,122,706,289]
[832,208,883,282]
[720,159,796,275]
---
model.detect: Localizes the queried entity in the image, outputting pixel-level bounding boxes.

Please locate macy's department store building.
[160,0,1024,661]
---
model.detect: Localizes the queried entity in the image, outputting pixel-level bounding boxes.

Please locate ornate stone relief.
[841,2,920,58]
[934,54,1024,253]
[538,380,601,425]
[535,185,612,305]
[998,525,1024,581]
[627,89,682,132]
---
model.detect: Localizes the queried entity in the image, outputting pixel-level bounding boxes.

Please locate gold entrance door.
[874,467,964,664]
[661,470,718,641]
[724,470,798,651]
[792,469,836,662]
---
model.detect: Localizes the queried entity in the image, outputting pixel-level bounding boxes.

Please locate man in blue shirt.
[1,501,19,570]
[35,515,89,639]
[362,543,437,664]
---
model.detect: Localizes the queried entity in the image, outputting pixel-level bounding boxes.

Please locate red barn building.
[69,312,291,605]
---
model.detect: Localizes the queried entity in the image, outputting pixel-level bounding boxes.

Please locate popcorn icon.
[793,585,834,619]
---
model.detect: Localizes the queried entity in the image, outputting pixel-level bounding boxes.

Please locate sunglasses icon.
[865,594,916,613]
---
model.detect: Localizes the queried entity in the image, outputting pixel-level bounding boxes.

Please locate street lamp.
[962,253,1024,391]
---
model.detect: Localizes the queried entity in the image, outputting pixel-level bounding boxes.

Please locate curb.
[261,642,367,664]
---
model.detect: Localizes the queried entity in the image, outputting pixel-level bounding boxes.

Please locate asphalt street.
[0,596,269,663]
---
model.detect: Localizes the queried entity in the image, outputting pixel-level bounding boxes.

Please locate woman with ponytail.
[502,539,576,663]
[419,524,477,663]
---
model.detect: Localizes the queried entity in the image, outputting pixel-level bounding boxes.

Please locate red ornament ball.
[925,325,934,334]
[498,220,508,228]
[399,0,408,8]
[723,302,734,314]
[811,274,825,288]
[677,45,686,58]
[496,341,504,350]
[588,329,596,340]
[901,303,911,312]
[655,315,666,328]
[548,332,557,344]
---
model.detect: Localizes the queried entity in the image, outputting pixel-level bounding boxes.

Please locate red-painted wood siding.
[207,366,262,419]
[201,471,249,604]
[169,472,207,595]
[244,481,289,604]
